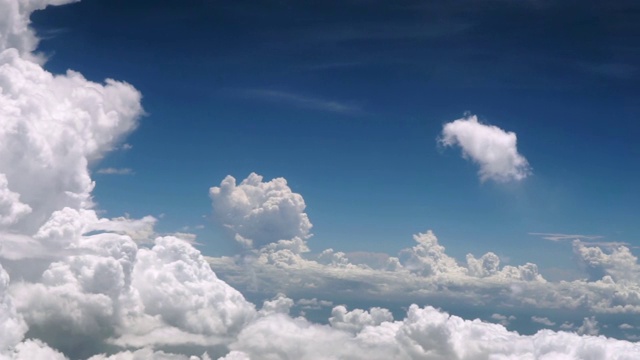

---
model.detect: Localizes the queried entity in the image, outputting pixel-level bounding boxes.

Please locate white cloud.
[296,298,333,310]
[0,48,142,235]
[0,0,78,60]
[0,174,32,226]
[3,1,640,359]
[240,89,362,115]
[490,313,515,326]
[329,305,394,333]
[96,168,134,175]
[209,173,312,251]
[577,316,600,336]
[530,232,604,242]
[531,316,556,326]
[439,114,531,182]
[573,240,640,283]
[226,304,640,360]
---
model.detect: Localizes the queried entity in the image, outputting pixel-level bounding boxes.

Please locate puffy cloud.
[131,236,255,338]
[0,41,142,235]
[490,313,515,326]
[296,298,333,310]
[0,174,31,226]
[4,1,640,359]
[398,231,466,276]
[225,304,640,360]
[329,305,394,333]
[577,316,600,336]
[209,173,312,250]
[1,263,69,360]
[573,240,640,283]
[0,0,78,58]
[0,264,27,351]
[258,294,294,316]
[532,316,556,326]
[87,348,211,360]
[439,114,530,182]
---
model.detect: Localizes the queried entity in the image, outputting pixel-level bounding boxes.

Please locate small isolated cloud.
[532,316,556,327]
[240,89,363,115]
[96,168,134,175]
[620,323,634,330]
[491,313,515,326]
[439,114,531,182]
[577,316,600,336]
[209,173,312,250]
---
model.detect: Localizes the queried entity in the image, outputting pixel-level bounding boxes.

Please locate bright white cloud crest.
[209,173,312,250]
[1,1,640,359]
[440,114,531,182]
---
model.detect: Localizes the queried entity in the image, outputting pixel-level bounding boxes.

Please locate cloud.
[490,313,515,326]
[3,1,640,359]
[227,304,640,360]
[96,168,134,175]
[439,114,531,182]
[0,48,142,235]
[296,298,333,310]
[531,316,556,326]
[209,173,313,251]
[329,305,394,333]
[239,89,363,115]
[573,240,640,283]
[530,232,605,242]
[0,174,32,226]
[577,316,600,336]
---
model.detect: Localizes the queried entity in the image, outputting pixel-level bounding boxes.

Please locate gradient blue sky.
[32,0,639,274]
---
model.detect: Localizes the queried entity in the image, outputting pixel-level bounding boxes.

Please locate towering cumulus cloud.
[439,114,531,182]
[0,1,253,359]
[2,1,640,359]
[209,173,312,250]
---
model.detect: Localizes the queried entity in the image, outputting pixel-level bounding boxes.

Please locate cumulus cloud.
[439,114,531,182]
[209,173,312,250]
[532,316,556,326]
[490,313,515,326]
[329,305,394,333]
[0,50,142,234]
[3,1,640,359]
[226,304,640,360]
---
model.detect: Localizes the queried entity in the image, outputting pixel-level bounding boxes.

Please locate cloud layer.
[1,1,640,359]
[439,114,531,182]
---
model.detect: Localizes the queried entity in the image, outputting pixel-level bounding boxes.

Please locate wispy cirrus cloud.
[239,89,364,115]
[96,167,134,175]
[529,233,604,242]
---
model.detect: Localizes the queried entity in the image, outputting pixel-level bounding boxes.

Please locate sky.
[1,0,640,359]
[30,0,640,265]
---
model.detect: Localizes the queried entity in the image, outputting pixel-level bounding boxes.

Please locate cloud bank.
[1,1,640,359]
[439,114,531,182]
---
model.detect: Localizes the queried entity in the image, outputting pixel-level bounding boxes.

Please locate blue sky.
[4,0,640,358]
[33,1,639,272]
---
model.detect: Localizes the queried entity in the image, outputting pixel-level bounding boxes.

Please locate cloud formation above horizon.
[439,114,531,182]
[2,1,640,359]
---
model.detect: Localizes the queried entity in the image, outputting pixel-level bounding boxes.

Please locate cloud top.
[439,114,531,182]
[209,173,312,250]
